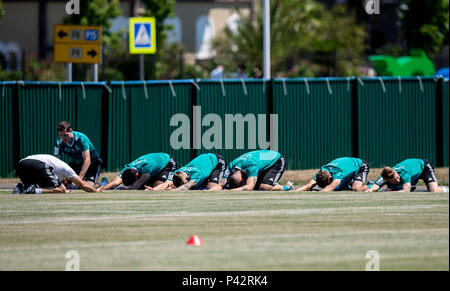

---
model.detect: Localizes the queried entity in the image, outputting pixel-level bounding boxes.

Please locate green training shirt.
[314,157,363,190]
[119,153,171,178]
[171,153,219,189]
[375,158,425,188]
[54,131,100,165]
[228,150,281,178]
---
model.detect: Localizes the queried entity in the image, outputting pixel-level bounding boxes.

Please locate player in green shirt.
[366,158,448,192]
[54,121,102,186]
[296,157,370,192]
[226,150,292,191]
[157,153,228,191]
[100,153,177,190]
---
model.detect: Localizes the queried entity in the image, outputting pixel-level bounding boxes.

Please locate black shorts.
[419,159,438,184]
[255,155,286,189]
[145,157,177,186]
[208,154,227,184]
[70,158,102,183]
[352,160,370,184]
[16,159,61,188]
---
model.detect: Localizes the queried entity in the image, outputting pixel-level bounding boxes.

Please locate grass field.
[0,190,448,271]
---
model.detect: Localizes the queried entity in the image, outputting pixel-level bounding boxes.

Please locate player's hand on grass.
[144,185,153,191]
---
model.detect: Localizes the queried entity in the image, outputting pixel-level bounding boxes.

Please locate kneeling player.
[296,157,370,192]
[13,154,101,194]
[156,153,228,191]
[101,153,176,190]
[366,158,448,193]
[226,150,292,191]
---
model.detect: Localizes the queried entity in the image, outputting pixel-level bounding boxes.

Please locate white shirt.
[22,154,77,181]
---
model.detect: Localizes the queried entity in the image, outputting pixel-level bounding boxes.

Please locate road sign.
[54,24,101,64]
[54,25,101,44]
[54,44,101,64]
[129,17,156,54]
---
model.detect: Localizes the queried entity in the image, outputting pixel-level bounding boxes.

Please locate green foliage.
[104,0,181,80]
[400,0,449,56]
[311,4,367,76]
[63,0,122,48]
[23,52,66,81]
[140,0,176,46]
[63,0,121,31]
[212,0,367,77]
[0,0,4,18]
[0,70,22,81]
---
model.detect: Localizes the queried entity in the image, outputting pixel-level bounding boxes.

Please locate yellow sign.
[54,25,101,63]
[54,25,101,44]
[129,17,157,54]
[54,44,101,64]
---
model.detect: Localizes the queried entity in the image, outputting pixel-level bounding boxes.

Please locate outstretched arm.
[69,176,101,192]
[320,179,340,192]
[231,177,257,191]
[296,179,317,192]
[101,176,122,190]
[147,180,174,191]
[174,180,197,191]
[129,174,151,190]
[78,150,91,181]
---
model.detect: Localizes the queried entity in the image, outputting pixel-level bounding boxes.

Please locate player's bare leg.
[426,181,445,192]
[258,183,283,191]
[352,181,369,192]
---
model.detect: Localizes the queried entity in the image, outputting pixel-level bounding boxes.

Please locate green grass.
[0,190,448,271]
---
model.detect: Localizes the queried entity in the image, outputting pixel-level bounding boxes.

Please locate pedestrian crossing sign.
[129,17,157,54]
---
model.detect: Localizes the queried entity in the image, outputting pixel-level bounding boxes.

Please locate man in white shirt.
[13,154,101,194]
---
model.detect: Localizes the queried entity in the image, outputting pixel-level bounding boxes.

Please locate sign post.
[54,25,102,81]
[129,17,157,80]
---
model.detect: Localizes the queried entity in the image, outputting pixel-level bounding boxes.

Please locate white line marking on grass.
[0,204,446,225]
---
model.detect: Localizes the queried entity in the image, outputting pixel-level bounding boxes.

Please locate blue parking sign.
[84,29,98,41]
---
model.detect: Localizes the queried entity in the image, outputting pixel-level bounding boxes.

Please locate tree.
[400,0,449,56]
[63,0,122,80]
[138,0,177,79]
[0,0,4,18]
[212,0,367,77]
[311,4,367,76]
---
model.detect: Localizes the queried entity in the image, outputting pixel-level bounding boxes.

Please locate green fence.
[0,82,16,177]
[0,77,447,177]
[357,77,439,168]
[196,79,269,163]
[17,82,105,162]
[273,78,355,169]
[443,79,449,167]
[107,80,193,172]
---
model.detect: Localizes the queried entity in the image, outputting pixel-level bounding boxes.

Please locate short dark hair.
[172,171,185,188]
[122,168,138,186]
[381,167,396,180]
[57,121,72,132]
[316,170,331,188]
[227,171,246,189]
[227,176,241,189]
